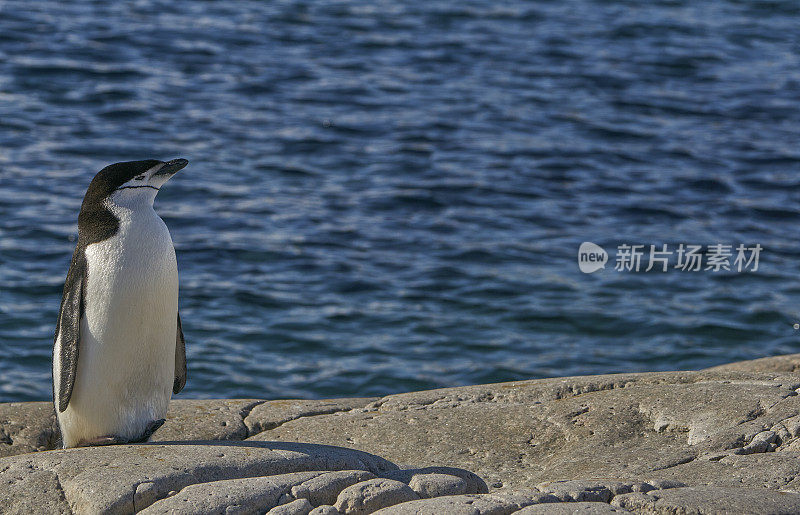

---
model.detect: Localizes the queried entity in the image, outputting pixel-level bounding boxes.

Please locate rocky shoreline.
[4,354,800,513]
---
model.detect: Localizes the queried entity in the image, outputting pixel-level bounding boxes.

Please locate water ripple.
[0,0,798,402]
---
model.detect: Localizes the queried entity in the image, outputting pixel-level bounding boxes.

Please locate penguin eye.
[134,175,145,181]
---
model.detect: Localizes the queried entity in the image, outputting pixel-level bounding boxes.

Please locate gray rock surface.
[0,442,484,514]
[408,472,468,498]
[535,480,676,503]
[516,503,631,514]
[0,442,398,513]
[334,478,419,514]
[705,353,800,373]
[292,470,378,506]
[611,486,800,513]
[138,472,322,514]
[268,497,315,515]
[244,398,378,435]
[151,398,263,442]
[0,401,57,457]
[372,491,561,514]
[5,353,800,513]
[246,369,800,492]
[382,466,488,496]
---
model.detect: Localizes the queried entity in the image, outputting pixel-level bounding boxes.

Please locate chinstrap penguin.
[52,158,188,448]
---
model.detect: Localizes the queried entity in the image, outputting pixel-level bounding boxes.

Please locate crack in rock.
[244,398,379,437]
[239,401,267,424]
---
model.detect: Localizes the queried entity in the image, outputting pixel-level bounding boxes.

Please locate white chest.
[83,205,178,346]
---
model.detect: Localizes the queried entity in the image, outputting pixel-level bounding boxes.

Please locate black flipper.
[54,249,86,413]
[173,312,187,394]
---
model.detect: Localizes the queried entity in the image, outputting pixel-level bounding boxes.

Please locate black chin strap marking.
[117,185,160,191]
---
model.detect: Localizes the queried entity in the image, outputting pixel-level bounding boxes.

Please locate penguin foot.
[74,419,166,447]
[131,418,166,443]
[76,435,127,447]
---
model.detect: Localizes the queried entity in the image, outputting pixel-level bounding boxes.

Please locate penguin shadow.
[46,425,373,457]
[137,439,402,471]
[143,439,342,450]
[139,439,392,461]
[46,435,392,466]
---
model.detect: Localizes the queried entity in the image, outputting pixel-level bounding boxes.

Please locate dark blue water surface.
[1,1,799,402]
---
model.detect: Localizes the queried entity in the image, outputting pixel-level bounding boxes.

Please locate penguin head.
[84,158,188,209]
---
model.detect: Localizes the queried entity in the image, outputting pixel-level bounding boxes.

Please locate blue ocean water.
[1,0,799,402]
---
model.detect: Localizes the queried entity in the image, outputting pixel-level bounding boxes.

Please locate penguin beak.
[153,158,188,177]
